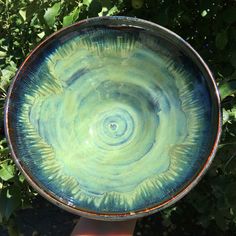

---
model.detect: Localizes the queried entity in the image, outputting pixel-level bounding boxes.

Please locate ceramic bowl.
[4,16,221,220]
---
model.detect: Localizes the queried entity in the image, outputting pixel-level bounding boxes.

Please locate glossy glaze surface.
[5,17,220,217]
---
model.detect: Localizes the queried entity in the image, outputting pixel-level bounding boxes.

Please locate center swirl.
[94,108,134,147]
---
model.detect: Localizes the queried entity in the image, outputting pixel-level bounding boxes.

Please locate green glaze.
[7,19,219,214]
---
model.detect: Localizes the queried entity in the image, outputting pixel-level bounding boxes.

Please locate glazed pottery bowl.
[5,16,221,220]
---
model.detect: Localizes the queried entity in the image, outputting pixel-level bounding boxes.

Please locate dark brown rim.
[4,16,222,221]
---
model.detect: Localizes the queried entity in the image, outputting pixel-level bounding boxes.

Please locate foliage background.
[0,0,236,235]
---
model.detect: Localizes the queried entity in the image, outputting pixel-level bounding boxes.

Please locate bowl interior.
[5,17,220,220]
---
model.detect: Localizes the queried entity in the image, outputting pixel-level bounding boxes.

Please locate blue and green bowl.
[4,16,221,220]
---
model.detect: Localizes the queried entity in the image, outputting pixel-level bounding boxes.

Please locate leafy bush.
[0,0,236,235]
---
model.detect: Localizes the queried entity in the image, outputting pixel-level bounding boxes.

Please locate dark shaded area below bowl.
[1,195,236,236]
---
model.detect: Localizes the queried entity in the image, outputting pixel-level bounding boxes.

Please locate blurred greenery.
[0,0,236,235]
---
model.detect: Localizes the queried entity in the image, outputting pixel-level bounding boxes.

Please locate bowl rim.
[4,16,222,221]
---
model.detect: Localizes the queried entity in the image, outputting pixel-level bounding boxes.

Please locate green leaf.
[62,7,80,27]
[201,10,207,17]
[62,15,74,28]
[83,0,93,7]
[98,7,108,17]
[19,175,25,183]
[0,163,14,181]
[0,50,7,58]
[0,186,21,221]
[223,109,230,124]
[219,80,236,99]
[44,2,61,27]
[0,67,16,91]
[223,107,236,125]
[215,31,228,50]
[37,31,45,39]
[19,9,26,21]
[107,6,119,16]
